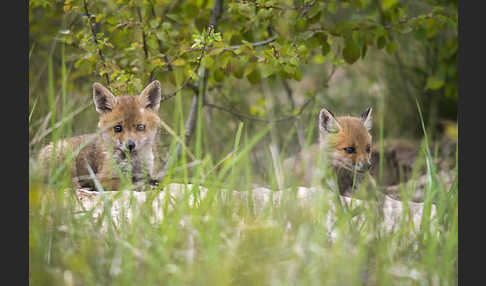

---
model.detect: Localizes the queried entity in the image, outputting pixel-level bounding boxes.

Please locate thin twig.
[281,78,295,110]
[82,0,110,85]
[235,0,316,12]
[136,6,154,83]
[136,7,149,59]
[311,12,437,34]
[179,35,278,55]
[205,97,314,123]
[326,65,337,84]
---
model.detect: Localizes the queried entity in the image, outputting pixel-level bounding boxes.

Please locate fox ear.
[93,82,117,114]
[319,108,341,134]
[139,80,161,112]
[360,107,372,131]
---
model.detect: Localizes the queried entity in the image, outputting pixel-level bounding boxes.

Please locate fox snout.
[358,161,371,171]
[356,160,372,171]
[126,140,136,152]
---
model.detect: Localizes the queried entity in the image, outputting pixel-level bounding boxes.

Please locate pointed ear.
[93,82,117,114]
[139,80,161,112]
[319,108,341,134]
[360,107,372,131]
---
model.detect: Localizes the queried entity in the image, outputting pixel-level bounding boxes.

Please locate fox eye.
[366,146,371,153]
[114,125,123,133]
[343,147,355,154]
[136,124,145,131]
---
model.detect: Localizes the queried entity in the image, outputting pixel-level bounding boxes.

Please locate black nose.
[364,161,372,170]
[127,140,136,152]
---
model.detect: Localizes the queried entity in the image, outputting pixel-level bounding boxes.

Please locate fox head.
[93,80,161,157]
[319,107,373,173]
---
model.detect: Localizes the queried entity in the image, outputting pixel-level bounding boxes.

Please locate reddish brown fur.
[37,81,162,191]
[333,116,372,169]
[99,96,160,139]
[284,107,374,196]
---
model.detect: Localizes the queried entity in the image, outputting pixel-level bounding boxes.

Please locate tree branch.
[179,35,278,55]
[205,97,314,123]
[235,0,316,12]
[136,6,155,83]
[281,78,306,149]
[310,12,437,34]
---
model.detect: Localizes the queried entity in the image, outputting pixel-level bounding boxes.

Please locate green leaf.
[214,68,225,82]
[201,56,214,69]
[247,69,261,84]
[156,31,166,42]
[150,19,159,29]
[385,41,397,55]
[343,39,360,64]
[233,63,245,79]
[314,54,325,64]
[261,64,276,78]
[307,2,323,19]
[376,36,386,49]
[361,44,367,58]
[307,33,323,50]
[172,58,187,66]
[283,64,296,75]
[296,18,308,32]
[445,83,458,99]
[146,38,158,50]
[297,45,308,56]
[291,67,302,81]
[425,77,444,90]
[321,38,331,56]
[327,0,338,14]
[162,22,171,30]
[381,0,398,10]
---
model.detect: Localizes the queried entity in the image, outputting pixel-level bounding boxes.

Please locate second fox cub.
[285,107,373,196]
[38,80,162,191]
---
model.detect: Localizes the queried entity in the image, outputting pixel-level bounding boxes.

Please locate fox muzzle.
[126,140,136,152]
[356,161,372,171]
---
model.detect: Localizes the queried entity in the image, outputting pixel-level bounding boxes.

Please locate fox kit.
[38,80,162,191]
[285,107,373,196]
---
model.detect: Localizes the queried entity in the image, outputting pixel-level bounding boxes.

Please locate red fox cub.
[38,80,162,191]
[285,107,373,196]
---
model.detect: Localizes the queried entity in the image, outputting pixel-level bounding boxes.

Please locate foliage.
[30,0,457,138]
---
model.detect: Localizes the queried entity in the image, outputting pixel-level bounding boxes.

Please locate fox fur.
[37,80,162,191]
[284,107,374,196]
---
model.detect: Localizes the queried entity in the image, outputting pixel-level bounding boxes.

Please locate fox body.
[37,80,162,190]
[285,107,373,196]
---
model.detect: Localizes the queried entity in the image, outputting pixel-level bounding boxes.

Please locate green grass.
[29,51,457,286]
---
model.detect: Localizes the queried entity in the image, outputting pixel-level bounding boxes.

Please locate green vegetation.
[29,0,457,285]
